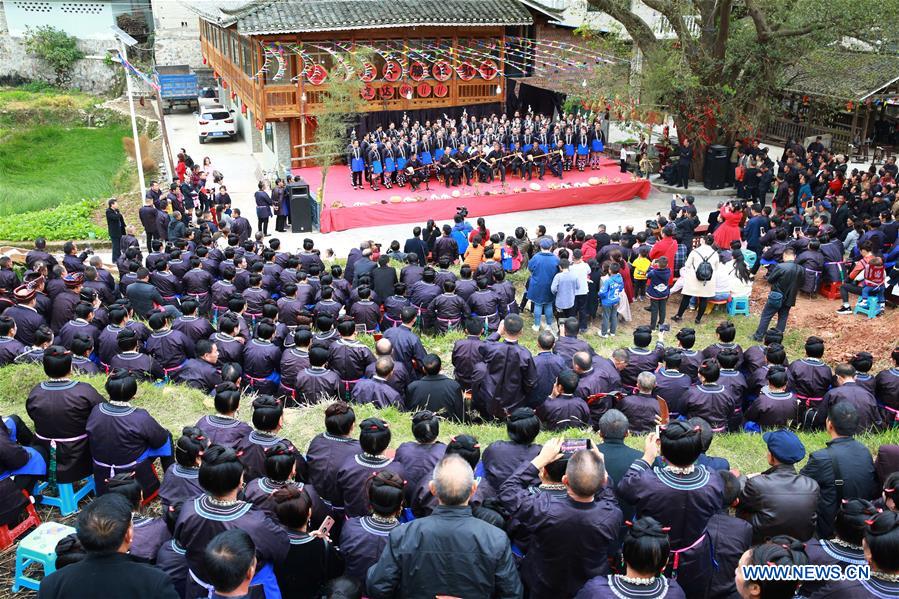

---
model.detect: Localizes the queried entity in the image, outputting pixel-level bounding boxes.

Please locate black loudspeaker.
[704,144,729,190]
[288,181,312,233]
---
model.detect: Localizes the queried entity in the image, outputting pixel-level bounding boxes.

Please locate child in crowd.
[631,246,650,301]
[646,256,671,330]
[598,263,624,338]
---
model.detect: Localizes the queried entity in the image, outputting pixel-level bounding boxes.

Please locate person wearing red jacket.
[650,225,678,284]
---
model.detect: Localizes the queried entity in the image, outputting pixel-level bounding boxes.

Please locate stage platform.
[297,158,651,233]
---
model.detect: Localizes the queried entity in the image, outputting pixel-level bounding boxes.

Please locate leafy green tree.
[585,0,898,176]
[23,26,85,87]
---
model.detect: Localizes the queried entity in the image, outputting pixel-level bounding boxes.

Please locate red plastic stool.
[819,281,841,300]
[0,491,41,550]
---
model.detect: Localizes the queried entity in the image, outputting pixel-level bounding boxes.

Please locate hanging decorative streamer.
[253,42,272,79]
[269,42,286,81]
[114,50,160,91]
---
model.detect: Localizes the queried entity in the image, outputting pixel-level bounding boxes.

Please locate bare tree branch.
[585,0,660,52]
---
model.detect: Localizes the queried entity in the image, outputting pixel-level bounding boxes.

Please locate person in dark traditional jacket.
[328,319,375,400]
[180,260,214,316]
[574,517,686,599]
[466,277,503,333]
[872,346,897,404]
[701,320,744,370]
[106,474,170,563]
[478,315,537,419]
[682,359,740,432]
[195,383,253,448]
[211,316,244,365]
[404,353,464,422]
[310,315,339,352]
[172,299,214,343]
[27,346,105,484]
[787,336,834,409]
[500,439,622,599]
[742,328,786,377]
[50,272,84,333]
[364,338,411,395]
[6,279,48,347]
[38,494,180,599]
[348,286,380,334]
[335,417,405,518]
[154,503,187,597]
[109,328,165,382]
[428,280,469,334]
[393,411,445,501]
[86,370,172,496]
[271,486,345,598]
[312,286,342,323]
[14,324,53,365]
[339,470,404,584]
[746,343,788,399]
[0,412,42,526]
[800,401,879,540]
[572,351,622,426]
[849,351,877,398]
[145,312,194,378]
[236,395,305,482]
[537,369,591,431]
[380,283,410,331]
[738,429,819,543]
[451,318,484,391]
[621,326,663,391]
[617,371,663,434]
[554,318,594,365]
[705,470,754,599]
[278,327,312,397]
[293,346,340,406]
[799,498,877,597]
[482,408,542,492]
[241,320,281,396]
[0,315,25,365]
[173,338,222,393]
[744,365,799,429]
[174,445,288,598]
[381,306,427,374]
[617,422,724,597]
[653,349,692,418]
[243,442,325,527]
[305,402,359,510]
[524,331,566,409]
[159,427,207,509]
[352,357,402,408]
[812,363,883,431]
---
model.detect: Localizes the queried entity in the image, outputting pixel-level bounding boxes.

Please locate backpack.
[695,251,714,282]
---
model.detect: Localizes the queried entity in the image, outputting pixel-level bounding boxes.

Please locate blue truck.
[154,65,199,114]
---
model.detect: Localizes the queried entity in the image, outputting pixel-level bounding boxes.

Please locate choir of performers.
[345,108,610,190]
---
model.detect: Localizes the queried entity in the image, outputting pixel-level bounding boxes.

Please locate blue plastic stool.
[853,297,881,319]
[727,296,750,316]
[33,476,95,517]
[12,522,75,592]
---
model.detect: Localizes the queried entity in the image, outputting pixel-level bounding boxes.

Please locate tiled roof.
[185,0,532,35]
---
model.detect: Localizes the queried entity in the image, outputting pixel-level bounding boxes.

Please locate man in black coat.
[404,353,464,422]
[676,138,692,189]
[105,199,126,263]
[751,247,804,341]
[39,494,178,599]
[800,401,879,539]
[370,255,398,305]
[403,227,428,266]
[595,409,641,517]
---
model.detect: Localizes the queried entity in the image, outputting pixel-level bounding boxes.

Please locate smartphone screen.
[561,439,591,455]
[317,516,335,536]
[793,227,801,238]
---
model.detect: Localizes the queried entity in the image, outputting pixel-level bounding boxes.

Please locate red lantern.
[230,91,236,100]
[202,56,207,65]
[379,84,395,99]
[416,82,431,97]
[409,61,427,81]
[360,61,376,82]
[479,59,498,81]
[383,60,402,82]
[240,103,247,115]
[255,119,264,130]
[432,60,452,81]
[399,83,413,99]
[361,85,376,100]
[434,83,448,98]
[456,61,476,81]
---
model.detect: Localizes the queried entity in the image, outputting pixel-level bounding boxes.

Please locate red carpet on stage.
[296,158,651,233]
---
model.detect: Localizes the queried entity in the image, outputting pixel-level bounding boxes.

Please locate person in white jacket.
[672,235,719,324]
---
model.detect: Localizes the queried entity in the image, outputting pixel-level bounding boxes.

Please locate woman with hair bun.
[801,498,876,596]
[482,407,542,491]
[575,517,685,598]
[736,535,808,599]
[394,411,445,501]
[158,426,208,509]
[106,473,169,563]
[617,422,724,597]
[243,441,327,527]
[810,510,899,598]
[86,369,172,496]
[339,470,405,583]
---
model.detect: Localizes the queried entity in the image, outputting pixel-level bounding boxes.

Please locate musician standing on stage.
[348,140,365,190]
[549,141,565,179]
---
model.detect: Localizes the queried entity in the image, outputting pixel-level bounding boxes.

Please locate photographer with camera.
[62,241,92,275]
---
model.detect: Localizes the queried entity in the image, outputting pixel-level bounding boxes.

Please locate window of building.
[264,122,274,152]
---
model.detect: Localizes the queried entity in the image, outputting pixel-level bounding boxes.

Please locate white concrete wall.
[152,1,202,67]
[3,0,115,38]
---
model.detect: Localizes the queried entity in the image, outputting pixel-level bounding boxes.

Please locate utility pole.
[111,26,146,200]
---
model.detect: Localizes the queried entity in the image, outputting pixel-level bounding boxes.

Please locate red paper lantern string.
[383,60,402,82]
[361,84,376,100]
[307,65,327,85]
[379,84,395,100]
[479,59,498,81]
[433,83,448,98]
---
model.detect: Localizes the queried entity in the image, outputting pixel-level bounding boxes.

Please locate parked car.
[196,105,237,143]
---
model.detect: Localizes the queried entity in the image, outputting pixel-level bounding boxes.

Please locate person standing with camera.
[105,199,126,263]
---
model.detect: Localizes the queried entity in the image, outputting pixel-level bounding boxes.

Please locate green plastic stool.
[853,297,881,319]
[12,522,75,592]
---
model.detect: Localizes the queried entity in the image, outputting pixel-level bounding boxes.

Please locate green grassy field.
[0,124,131,216]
